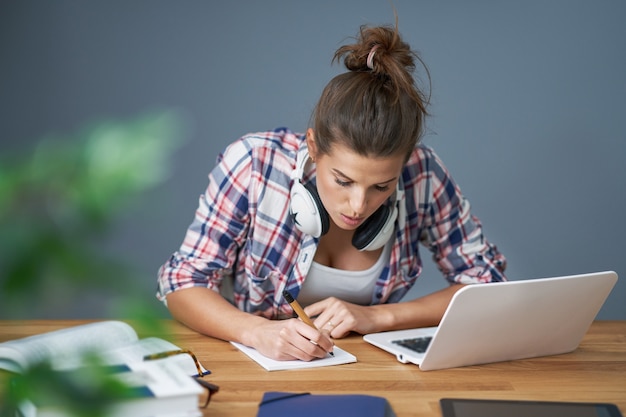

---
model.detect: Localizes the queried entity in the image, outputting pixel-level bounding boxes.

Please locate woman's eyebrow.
[332,168,396,185]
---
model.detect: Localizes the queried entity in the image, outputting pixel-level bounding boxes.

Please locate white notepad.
[231,341,356,371]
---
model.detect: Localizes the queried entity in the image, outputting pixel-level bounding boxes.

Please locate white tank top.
[297,240,392,307]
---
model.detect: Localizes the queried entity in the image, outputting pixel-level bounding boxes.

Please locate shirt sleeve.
[419,148,507,284]
[156,139,252,301]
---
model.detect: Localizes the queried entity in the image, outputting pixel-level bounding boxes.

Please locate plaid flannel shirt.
[157,128,506,318]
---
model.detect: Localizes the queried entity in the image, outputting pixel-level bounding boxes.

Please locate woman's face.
[306,130,405,231]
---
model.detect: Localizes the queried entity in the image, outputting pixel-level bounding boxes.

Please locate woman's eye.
[334,178,390,191]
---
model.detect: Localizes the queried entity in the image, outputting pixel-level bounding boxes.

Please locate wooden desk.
[1,320,625,417]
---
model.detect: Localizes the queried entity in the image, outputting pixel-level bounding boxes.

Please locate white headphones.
[289,149,404,251]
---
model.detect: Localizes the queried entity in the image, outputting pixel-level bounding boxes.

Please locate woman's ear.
[306,128,318,161]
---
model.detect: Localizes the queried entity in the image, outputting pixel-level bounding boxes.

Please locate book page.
[102,337,210,377]
[0,321,138,373]
[231,342,357,371]
[114,360,203,400]
[101,337,180,364]
[0,321,210,377]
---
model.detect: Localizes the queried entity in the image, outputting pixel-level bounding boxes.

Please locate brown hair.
[311,24,430,161]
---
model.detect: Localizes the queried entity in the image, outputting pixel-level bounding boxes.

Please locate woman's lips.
[341,214,364,227]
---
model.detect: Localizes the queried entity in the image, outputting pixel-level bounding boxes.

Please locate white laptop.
[363,271,617,371]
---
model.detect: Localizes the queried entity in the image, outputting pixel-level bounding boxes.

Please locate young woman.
[157,24,506,361]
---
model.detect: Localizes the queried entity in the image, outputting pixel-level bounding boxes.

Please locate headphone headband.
[291,148,309,181]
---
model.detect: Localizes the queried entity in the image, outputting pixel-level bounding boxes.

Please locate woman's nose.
[349,189,367,215]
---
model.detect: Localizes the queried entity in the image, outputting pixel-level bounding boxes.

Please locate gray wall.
[1,1,624,319]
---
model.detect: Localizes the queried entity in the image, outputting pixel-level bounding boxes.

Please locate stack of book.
[0,321,210,417]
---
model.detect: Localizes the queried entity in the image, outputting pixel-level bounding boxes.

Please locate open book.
[231,341,356,371]
[0,320,209,377]
[1,321,210,417]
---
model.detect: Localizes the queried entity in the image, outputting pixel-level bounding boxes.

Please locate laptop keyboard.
[392,336,433,353]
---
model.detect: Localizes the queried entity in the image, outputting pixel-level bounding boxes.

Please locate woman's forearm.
[372,284,467,332]
[166,286,335,361]
[165,287,266,346]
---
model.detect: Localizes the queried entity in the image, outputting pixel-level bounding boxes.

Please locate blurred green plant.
[0,110,186,318]
[1,355,143,417]
[0,110,187,415]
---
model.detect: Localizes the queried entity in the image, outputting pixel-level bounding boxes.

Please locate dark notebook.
[256,392,396,417]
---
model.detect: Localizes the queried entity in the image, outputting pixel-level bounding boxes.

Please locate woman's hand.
[247,317,335,361]
[304,297,382,338]
[166,287,334,361]
[303,285,468,337]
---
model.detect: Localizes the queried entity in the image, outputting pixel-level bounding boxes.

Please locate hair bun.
[335,25,415,76]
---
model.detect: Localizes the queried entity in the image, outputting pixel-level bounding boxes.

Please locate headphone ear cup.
[289,181,330,237]
[352,204,397,251]
[304,182,330,236]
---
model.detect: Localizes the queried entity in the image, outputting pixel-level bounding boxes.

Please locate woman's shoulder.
[213,128,305,188]
[402,143,455,186]
[404,142,439,171]
[220,127,304,161]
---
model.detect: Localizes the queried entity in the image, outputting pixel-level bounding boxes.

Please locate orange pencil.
[283,289,334,356]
